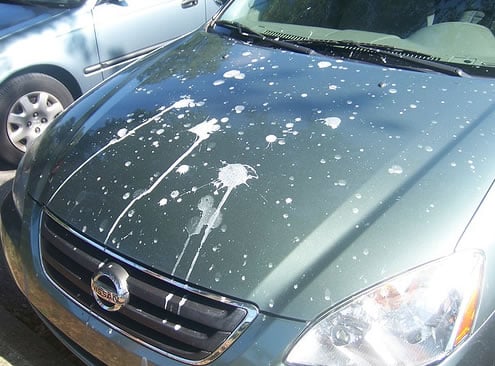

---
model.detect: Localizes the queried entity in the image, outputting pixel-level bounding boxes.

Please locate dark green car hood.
[35,32,495,320]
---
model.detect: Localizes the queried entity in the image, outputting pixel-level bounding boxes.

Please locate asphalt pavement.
[0,163,83,366]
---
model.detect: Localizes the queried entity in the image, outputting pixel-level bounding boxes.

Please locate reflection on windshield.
[218,0,495,75]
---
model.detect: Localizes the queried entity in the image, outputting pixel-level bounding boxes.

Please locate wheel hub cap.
[7,91,64,152]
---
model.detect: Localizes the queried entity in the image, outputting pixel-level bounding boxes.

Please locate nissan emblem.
[91,262,130,312]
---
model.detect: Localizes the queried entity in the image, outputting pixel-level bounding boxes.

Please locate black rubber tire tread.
[0,73,74,166]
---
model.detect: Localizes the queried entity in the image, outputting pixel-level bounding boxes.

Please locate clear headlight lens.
[285,250,484,366]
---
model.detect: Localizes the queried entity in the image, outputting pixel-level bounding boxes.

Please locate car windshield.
[2,0,84,8]
[213,0,495,77]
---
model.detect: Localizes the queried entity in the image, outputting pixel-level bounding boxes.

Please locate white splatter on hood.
[31,32,495,320]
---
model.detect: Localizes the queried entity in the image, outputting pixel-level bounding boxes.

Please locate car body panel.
[0,2,65,38]
[21,32,495,321]
[91,0,213,78]
[0,192,305,366]
[456,179,495,324]
[0,1,101,93]
[2,191,495,365]
[2,1,495,364]
[0,0,221,94]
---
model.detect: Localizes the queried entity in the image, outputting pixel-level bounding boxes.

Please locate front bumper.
[1,191,495,365]
[0,192,305,365]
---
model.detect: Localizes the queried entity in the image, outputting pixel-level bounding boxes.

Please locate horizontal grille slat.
[40,212,257,364]
[127,276,247,331]
[41,222,103,271]
[42,248,83,285]
[120,304,231,352]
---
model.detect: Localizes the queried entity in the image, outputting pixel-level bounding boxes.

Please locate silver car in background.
[0,0,222,166]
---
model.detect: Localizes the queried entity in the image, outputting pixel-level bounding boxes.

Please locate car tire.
[0,73,74,166]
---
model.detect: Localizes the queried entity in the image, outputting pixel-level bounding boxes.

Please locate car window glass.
[218,0,495,76]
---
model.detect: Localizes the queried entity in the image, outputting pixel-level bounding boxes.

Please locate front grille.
[39,211,257,364]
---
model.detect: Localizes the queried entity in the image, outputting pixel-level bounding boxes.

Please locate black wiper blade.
[354,42,469,78]
[295,40,469,77]
[212,20,319,56]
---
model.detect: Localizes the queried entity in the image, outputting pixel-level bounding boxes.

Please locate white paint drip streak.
[172,235,192,276]
[185,187,232,281]
[105,137,204,244]
[48,104,175,204]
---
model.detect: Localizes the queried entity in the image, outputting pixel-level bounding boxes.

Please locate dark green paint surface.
[27,31,495,319]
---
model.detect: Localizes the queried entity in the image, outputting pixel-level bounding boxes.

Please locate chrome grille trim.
[39,210,258,365]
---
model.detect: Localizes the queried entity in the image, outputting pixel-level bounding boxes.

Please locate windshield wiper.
[211,20,319,56]
[211,21,468,77]
[351,42,469,77]
[293,39,469,77]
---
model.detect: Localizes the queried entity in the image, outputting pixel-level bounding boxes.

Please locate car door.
[90,0,210,78]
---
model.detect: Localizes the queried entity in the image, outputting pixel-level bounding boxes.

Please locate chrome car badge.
[91,262,130,312]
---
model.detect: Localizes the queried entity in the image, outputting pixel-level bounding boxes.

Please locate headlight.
[285,250,484,366]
